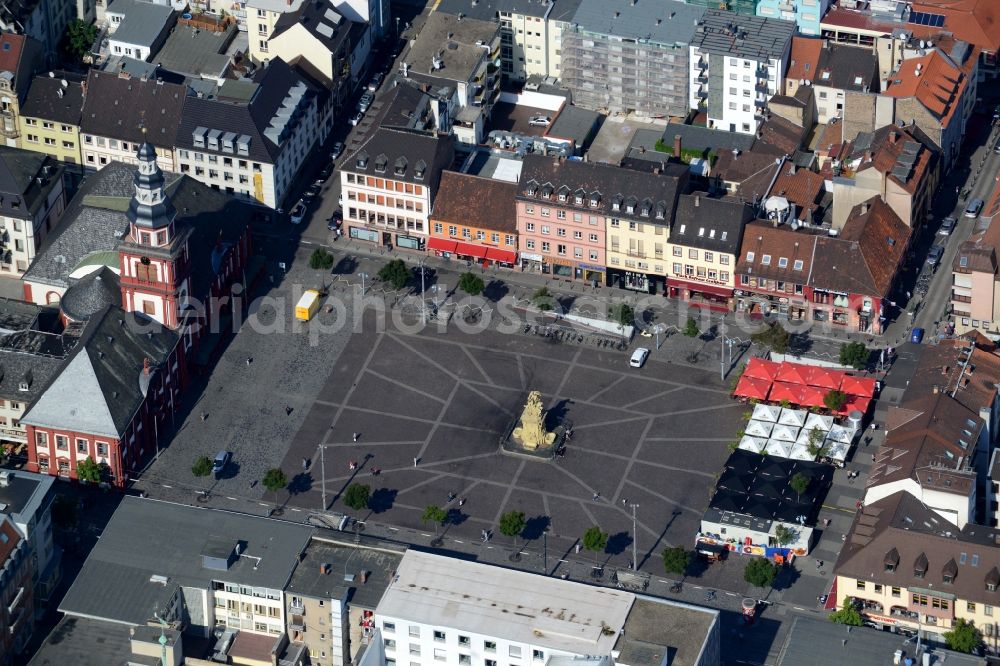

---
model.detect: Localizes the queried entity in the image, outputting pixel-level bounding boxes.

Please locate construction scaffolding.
[561,29,692,118]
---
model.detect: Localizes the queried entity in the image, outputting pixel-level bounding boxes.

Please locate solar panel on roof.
[909,11,945,27]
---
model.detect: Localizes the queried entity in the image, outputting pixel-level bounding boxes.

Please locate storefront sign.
[521,252,543,262]
[0,428,24,442]
[624,271,648,291]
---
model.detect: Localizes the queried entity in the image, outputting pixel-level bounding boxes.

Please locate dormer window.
[589,194,600,208]
[698,227,705,237]
[557,186,569,202]
[640,205,650,217]
[356,152,369,169]
[884,547,899,573]
[541,185,553,199]
[558,192,567,202]
[612,195,623,211]
[414,160,427,180]
[655,205,665,220]
[18,370,31,391]
[394,157,407,176]
[574,192,584,205]
[942,559,957,585]
[527,184,538,196]
[914,552,928,579]
[374,154,388,173]
[626,204,634,214]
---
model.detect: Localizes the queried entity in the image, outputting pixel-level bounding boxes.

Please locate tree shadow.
[368,488,397,514]
[522,515,551,541]
[445,508,468,526]
[483,280,508,302]
[557,295,576,312]
[287,472,313,495]
[605,531,632,556]
[699,324,718,342]
[788,332,813,355]
[333,255,359,275]
[684,555,713,579]
[771,563,801,592]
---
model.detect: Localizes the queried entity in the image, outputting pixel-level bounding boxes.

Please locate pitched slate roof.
[835,491,1000,607]
[518,154,684,224]
[850,123,939,195]
[670,194,751,255]
[813,43,878,92]
[0,146,60,218]
[21,306,177,438]
[272,0,353,54]
[80,70,186,146]
[736,222,815,283]
[431,172,518,233]
[713,147,781,185]
[21,72,86,126]
[59,267,121,323]
[692,10,795,61]
[345,127,455,193]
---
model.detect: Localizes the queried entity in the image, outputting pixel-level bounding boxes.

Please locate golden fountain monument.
[511,391,556,451]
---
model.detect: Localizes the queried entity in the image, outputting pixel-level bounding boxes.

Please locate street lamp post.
[359,272,369,296]
[419,260,427,324]
[629,503,639,571]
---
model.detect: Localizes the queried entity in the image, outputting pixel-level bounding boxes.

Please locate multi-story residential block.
[0,0,76,61]
[735,198,909,334]
[0,514,33,664]
[79,69,185,173]
[285,537,405,666]
[517,155,678,286]
[249,0,387,66]
[267,0,369,110]
[105,0,177,62]
[834,490,1000,640]
[562,0,704,118]
[0,34,43,149]
[428,171,519,267]
[0,469,58,603]
[19,71,86,165]
[783,39,879,124]
[831,123,939,230]
[882,47,976,169]
[175,58,327,209]
[0,147,64,277]
[340,127,453,252]
[376,550,722,666]
[756,0,830,36]
[952,178,1000,336]
[435,0,581,82]
[247,0,305,64]
[400,12,501,146]
[689,11,795,135]
[666,193,752,310]
[59,496,313,637]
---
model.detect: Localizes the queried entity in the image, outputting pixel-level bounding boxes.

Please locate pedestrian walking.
[592,491,600,501]
[246,357,253,367]
[285,406,293,416]
[349,460,357,471]
[353,432,359,442]
[302,458,309,471]
[413,457,419,467]
[458,497,466,507]
[622,498,628,506]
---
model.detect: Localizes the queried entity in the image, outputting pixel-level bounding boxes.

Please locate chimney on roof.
[933,385,940,394]
[889,131,898,144]
[673,134,682,159]
[860,202,869,215]
[864,150,872,162]
[143,357,151,376]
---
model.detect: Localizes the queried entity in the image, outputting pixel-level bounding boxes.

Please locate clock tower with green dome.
[118,137,192,329]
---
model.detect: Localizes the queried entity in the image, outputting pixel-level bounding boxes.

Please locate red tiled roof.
[0,34,26,76]
[786,36,823,83]
[769,165,824,221]
[912,0,1000,54]
[883,51,967,128]
[431,171,518,233]
[735,222,816,283]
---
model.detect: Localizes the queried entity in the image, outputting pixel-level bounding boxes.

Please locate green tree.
[744,557,778,588]
[309,248,335,270]
[839,342,869,370]
[751,321,790,354]
[683,317,699,337]
[828,599,863,626]
[944,618,982,654]
[581,525,608,552]
[378,259,409,290]
[773,524,795,547]
[608,302,635,328]
[805,428,828,457]
[661,546,690,575]
[532,287,554,311]
[262,468,288,509]
[76,456,101,484]
[61,19,98,62]
[823,390,848,412]
[422,505,448,534]
[192,455,213,477]
[343,483,371,511]
[789,472,811,500]
[498,510,527,548]
[458,272,485,296]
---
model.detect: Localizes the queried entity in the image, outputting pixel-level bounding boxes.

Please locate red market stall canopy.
[804,366,842,390]
[836,395,872,417]
[733,375,771,401]
[775,363,810,385]
[839,375,876,398]
[744,358,781,381]
[769,382,806,405]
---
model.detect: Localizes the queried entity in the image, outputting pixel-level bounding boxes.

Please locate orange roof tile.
[883,50,967,128]
[769,165,824,221]
[786,37,823,83]
[912,0,1000,55]
[0,34,26,78]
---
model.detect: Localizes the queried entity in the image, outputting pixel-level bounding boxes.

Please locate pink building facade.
[515,199,607,284]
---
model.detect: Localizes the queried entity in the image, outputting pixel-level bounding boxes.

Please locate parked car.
[629,347,650,368]
[327,209,343,230]
[938,216,956,235]
[330,142,344,160]
[529,115,551,127]
[303,184,321,201]
[965,198,984,218]
[926,244,945,266]
[212,450,231,478]
[910,328,925,344]
[290,199,307,224]
[358,93,374,112]
[994,137,1000,154]
[367,72,384,91]
[348,110,364,126]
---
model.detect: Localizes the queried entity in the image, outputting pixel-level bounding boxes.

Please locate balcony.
[852,597,884,615]
[627,250,647,259]
[697,87,708,99]
[6,586,23,614]
[754,97,767,108]
[696,73,708,84]
[890,606,919,621]
[755,82,769,94]
[289,616,306,632]
[755,65,769,77]
[290,599,305,614]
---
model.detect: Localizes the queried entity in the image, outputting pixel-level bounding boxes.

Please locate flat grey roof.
[437,0,550,20]
[692,10,795,61]
[570,0,704,46]
[28,617,134,666]
[376,551,634,655]
[404,12,498,83]
[0,470,54,523]
[153,22,237,78]
[776,616,983,666]
[286,536,406,607]
[60,497,314,625]
[614,598,719,666]
[108,0,174,47]
[547,105,600,145]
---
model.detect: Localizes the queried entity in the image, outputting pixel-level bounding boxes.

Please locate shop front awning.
[668,277,733,299]
[486,247,517,264]
[454,241,489,259]
[427,237,457,254]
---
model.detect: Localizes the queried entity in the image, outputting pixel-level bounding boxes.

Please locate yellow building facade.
[18,73,85,165]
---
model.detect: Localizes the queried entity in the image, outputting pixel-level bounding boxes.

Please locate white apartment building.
[689,11,794,135]
[340,127,453,251]
[0,149,65,276]
[248,0,386,66]
[175,59,326,209]
[373,550,722,666]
